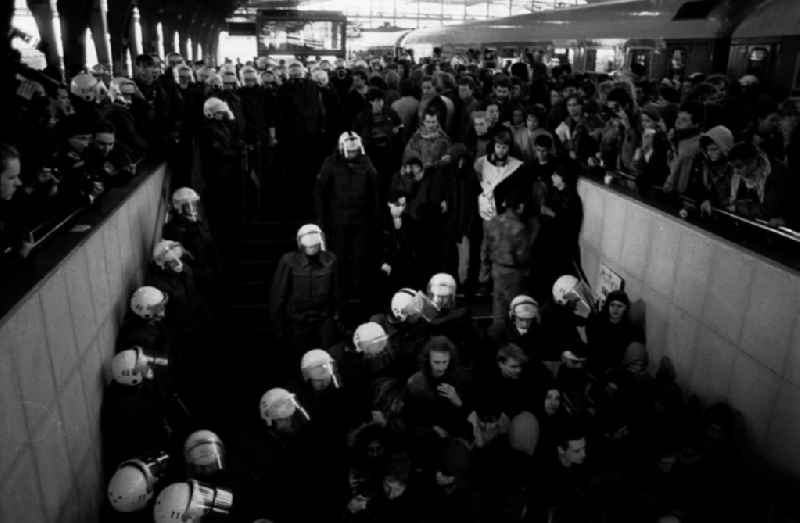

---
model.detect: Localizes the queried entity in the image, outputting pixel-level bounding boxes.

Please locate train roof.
[403,0,737,48]
[732,0,800,39]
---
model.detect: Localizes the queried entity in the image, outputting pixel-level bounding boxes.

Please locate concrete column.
[27,0,61,77]
[139,11,156,55]
[106,0,130,75]
[130,5,142,56]
[89,0,111,68]
[57,0,92,76]
[178,28,189,60]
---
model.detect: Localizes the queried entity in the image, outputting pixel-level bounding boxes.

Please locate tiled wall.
[578,178,800,478]
[0,167,168,523]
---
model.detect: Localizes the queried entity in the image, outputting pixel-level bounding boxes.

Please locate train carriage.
[401,0,756,79]
[728,0,800,97]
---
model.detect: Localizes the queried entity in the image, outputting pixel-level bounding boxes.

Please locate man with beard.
[405,336,472,471]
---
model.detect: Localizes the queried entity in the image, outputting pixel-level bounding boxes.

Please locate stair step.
[235,280,269,304]
[235,259,278,282]
[230,304,269,326]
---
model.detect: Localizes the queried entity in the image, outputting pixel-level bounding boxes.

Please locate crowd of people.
[2,46,795,523]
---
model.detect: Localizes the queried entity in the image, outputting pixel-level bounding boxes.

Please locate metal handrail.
[603,169,800,244]
[29,206,86,248]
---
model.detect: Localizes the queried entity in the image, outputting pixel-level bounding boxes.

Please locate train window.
[628,49,651,75]
[595,48,617,73]
[585,49,597,72]
[746,46,771,79]
[749,47,769,62]
[671,48,686,70]
[793,54,800,92]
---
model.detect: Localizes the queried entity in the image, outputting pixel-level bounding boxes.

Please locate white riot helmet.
[130,286,168,320]
[353,321,389,356]
[240,65,260,86]
[311,68,329,87]
[427,273,457,311]
[390,288,438,322]
[171,187,200,222]
[153,239,186,273]
[259,388,310,432]
[184,430,226,478]
[296,224,325,255]
[338,131,365,157]
[300,349,340,390]
[203,97,234,120]
[107,451,170,512]
[109,77,138,107]
[391,288,417,322]
[509,295,539,335]
[70,73,99,102]
[552,275,595,319]
[153,480,233,523]
[111,346,169,386]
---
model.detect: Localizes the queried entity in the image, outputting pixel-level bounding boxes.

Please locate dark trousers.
[329,222,372,302]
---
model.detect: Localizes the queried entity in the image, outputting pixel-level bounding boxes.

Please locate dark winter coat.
[315,153,381,228]
[276,78,325,139]
[269,250,340,331]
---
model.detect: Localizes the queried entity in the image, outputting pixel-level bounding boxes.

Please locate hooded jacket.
[729,151,791,223]
[685,125,733,206]
[663,129,701,194]
[269,249,340,328]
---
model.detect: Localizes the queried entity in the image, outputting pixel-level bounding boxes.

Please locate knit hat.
[605,289,630,308]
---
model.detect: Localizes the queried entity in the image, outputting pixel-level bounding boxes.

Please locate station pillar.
[89,0,111,69]
[28,0,62,77]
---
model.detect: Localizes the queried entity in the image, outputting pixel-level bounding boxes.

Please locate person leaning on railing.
[0,144,34,263]
[726,142,792,228]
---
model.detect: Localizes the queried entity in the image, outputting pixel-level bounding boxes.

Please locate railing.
[601,169,800,271]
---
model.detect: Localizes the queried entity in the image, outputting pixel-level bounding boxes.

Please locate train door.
[627,47,652,76]
[665,46,687,78]
[744,44,776,81]
[729,43,777,84]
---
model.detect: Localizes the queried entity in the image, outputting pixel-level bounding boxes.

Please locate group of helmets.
[551,274,595,318]
[122,191,204,328]
[257,347,343,433]
[388,272,457,324]
[120,187,207,373]
[71,68,144,108]
[107,430,232,521]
